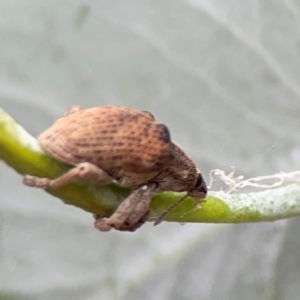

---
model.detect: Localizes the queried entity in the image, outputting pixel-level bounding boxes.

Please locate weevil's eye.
[192,173,207,200]
[195,173,204,188]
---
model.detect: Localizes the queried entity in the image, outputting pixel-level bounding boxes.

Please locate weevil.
[23,105,207,232]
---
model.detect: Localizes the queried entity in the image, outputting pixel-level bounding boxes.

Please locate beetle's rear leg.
[23,162,112,189]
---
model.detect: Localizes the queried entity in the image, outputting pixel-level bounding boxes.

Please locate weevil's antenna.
[154,194,189,226]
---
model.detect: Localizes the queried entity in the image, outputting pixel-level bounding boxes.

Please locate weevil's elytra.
[39,106,174,175]
[23,105,207,232]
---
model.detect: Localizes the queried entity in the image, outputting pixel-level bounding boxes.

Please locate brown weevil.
[23,105,207,232]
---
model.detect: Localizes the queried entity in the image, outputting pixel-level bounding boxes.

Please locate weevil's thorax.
[153,142,199,192]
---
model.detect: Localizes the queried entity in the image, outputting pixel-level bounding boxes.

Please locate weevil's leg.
[96,188,144,231]
[63,105,82,116]
[119,210,150,232]
[93,216,112,232]
[94,188,144,231]
[121,184,156,229]
[94,184,156,232]
[23,162,112,189]
[94,207,149,233]
[93,213,149,232]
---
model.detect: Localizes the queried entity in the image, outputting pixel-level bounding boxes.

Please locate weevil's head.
[189,171,207,202]
[154,170,208,226]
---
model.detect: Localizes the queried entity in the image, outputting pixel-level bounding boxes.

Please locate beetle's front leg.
[94,184,156,232]
[120,184,156,231]
[94,188,144,231]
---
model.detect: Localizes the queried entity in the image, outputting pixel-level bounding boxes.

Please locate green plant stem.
[1,107,300,224]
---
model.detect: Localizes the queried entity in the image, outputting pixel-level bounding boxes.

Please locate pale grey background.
[1,1,300,299]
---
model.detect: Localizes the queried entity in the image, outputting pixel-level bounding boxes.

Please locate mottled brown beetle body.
[39,106,175,189]
[24,105,207,232]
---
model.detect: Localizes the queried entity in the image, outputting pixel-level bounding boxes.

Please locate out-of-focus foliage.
[1,1,300,299]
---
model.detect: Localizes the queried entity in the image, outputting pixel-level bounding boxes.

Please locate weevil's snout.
[190,173,207,202]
